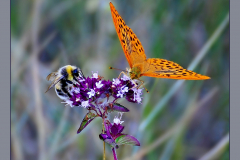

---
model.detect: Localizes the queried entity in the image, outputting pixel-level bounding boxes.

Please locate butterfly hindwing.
[142,58,210,80]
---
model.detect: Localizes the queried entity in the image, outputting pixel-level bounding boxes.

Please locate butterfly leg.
[129,80,138,89]
[118,71,128,79]
[136,79,149,93]
[117,71,139,88]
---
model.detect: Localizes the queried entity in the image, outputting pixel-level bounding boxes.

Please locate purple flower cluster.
[51,71,143,160]
[64,72,143,109]
[99,113,140,149]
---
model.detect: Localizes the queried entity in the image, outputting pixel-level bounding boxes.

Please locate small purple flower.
[96,81,103,88]
[117,86,129,98]
[113,113,124,125]
[121,74,130,81]
[87,89,95,98]
[132,88,143,104]
[81,100,89,108]
[113,78,121,85]
[99,113,140,149]
[92,72,98,79]
[61,99,74,107]
[73,87,80,94]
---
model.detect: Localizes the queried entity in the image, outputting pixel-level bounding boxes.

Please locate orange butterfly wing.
[141,58,210,80]
[109,2,147,68]
[110,2,210,80]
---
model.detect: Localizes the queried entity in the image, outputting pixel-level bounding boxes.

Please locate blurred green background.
[11,0,229,159]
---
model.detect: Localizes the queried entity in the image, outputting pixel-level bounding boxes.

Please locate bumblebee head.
[72,67,80,77]
[63,65,85,80]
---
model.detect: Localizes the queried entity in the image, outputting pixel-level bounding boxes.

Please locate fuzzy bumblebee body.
[46,65,85,100]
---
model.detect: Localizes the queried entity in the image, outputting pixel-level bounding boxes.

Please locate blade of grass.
[55,118,99,152]
[11,127,24,160]
[158,85,202,160]
[199,133,229,160]
[54,119,112,160]
[139,13,229,131]
[159,138,176,160]
[12,31,57,85]
[31,0,46,159]
[48,107,70,159]
[124,87,218,160]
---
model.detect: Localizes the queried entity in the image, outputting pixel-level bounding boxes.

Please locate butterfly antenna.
[109,67,128,72]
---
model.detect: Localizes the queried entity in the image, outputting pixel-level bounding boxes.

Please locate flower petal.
[111,124,119,136]
[118,125,124,133]
[99,134,118,148]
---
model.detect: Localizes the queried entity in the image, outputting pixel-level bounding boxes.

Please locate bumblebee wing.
[45,75,64,93]
[46,72,58,81]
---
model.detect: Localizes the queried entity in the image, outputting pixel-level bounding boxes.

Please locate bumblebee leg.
[79,69,85,79]
[55,88,69,100]
[61,80,72,98]
[73,76,79,86]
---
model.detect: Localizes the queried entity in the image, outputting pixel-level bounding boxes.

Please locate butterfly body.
[130,66,142,79]
[109,2,210,81]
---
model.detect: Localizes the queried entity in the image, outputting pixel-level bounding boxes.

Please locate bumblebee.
[46,65,85,100]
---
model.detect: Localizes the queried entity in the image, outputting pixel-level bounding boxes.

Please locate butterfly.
[109,2,210,83]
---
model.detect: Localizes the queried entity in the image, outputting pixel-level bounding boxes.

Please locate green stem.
[103,120,106,160]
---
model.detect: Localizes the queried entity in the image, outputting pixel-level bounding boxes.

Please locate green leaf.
[115,135,140,146]
[107,103,129,112]
[77,112,97,134]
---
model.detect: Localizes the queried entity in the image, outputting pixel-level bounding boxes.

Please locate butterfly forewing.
[110,2,147,68]
[142,58,210,80]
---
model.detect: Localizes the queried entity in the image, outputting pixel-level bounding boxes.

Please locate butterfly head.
[129,67,141,80]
